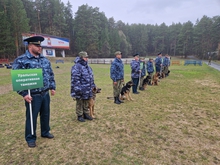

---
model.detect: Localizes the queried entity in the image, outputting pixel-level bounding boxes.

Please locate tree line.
[0,0,220,60]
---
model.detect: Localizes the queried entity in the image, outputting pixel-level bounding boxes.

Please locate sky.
[61,0,220,26]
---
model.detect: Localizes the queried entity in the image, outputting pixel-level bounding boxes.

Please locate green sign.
[11,69,43,91]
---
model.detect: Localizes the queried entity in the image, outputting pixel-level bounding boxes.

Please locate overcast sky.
[62,0,220,25]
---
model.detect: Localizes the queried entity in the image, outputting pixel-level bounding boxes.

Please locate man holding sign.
[12,36,56,148]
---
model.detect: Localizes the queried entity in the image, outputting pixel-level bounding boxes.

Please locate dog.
[160,71,166,79]
[142,75,151,89]
[152,72,160,85]
[89,87,101,118]
[120,81,134,101]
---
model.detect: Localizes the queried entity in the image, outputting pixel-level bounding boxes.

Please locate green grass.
[1,59,220,164]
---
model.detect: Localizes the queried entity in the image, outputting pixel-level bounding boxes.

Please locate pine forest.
[0,0,220,59]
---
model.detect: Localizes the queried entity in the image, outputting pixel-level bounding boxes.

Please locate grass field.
[1,59,220,164]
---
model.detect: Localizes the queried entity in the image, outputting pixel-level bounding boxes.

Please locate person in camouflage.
[162,54,170,77]
[130,53,141,94]
[110,51,124,104]
[12,36,56,148]
[155,52,162,73]
[71,51,96,122]
[147,58,154,85]
[139,57,146,91]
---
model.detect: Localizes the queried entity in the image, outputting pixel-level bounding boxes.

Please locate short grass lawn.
[0,60,220,164]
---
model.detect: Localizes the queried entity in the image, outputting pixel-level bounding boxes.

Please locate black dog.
[120,81,134,101]
[143,75,152,89]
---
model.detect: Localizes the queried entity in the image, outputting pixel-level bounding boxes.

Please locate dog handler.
[12,36,56,148]
[139,57,146,90]
[155,52,163,73]
[130,53,141,94]
[163,54,170,77]
[71,51,96,122]
[147,58,154,85]
[110,51,124,104]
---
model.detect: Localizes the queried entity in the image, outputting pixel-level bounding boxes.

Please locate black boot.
[117,96,124,103]
[139,87,144,91]
[77,115,85,122]
[114,97,121,104]
[83,113,93,120]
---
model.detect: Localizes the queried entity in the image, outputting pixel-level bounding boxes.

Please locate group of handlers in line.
[110,51,170,104]
[11,35,171,148]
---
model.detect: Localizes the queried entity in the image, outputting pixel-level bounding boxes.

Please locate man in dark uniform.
[155,52,162,73]
[130,53,141,94]
[12,36,56,148]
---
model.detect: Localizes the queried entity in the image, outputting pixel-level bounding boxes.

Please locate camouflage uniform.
[162,56,170,76]
[12,50,56,143]
[139,59,146,90]
[110,56,124,97]
[147,59,154,84]
[155,55,162,72]
[71,56,95,117]
[130,59,140,93]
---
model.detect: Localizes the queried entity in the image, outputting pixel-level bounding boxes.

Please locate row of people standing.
[141,52,170,89]
[12,35,169,148]
[155,52,170,76]
[110,51,171,104]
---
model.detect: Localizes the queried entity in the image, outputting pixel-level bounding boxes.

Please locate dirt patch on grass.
[195,79,220,88]
[0,84,12,95]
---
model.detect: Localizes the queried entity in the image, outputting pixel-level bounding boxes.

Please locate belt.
[31,90,49,96]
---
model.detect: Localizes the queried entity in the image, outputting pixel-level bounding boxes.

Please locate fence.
[171,60,181,65]
[88,58,133,64]
[184,60,202,66]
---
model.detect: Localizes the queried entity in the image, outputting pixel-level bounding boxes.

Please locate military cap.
[79,51,89,58]
[158,52,162,55]
[114,51,122,55]
[24,36,44,45]
[133,53,139,57]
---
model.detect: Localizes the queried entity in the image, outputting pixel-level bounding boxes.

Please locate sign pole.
[28,89,34,135]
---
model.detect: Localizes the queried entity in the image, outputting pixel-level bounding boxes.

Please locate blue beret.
[24,36,44,45]
[158,52,162,55]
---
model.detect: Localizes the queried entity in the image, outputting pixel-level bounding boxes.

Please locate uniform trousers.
[163,66,169,75]
[25,92,51,143]
[148,72,153,84]
[155,65,161,73]
[113,79,123,97]
[139,76,144,88]
[76,99,89,116]
[132,78,139,93]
